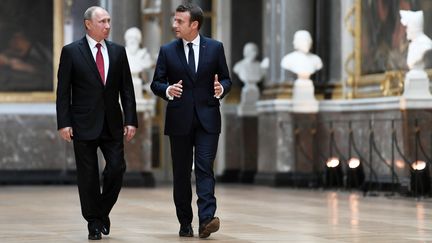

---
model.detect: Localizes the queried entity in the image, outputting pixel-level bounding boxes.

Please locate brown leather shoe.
[199,217,220,238]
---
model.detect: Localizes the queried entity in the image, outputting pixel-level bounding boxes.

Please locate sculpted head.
[400,10,424,40]
[243,42,258,61]
[124,27,142,52]
[293,30,312,53]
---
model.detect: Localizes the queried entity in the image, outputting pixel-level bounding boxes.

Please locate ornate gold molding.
[0,0,62,102]
[350,0,409,98]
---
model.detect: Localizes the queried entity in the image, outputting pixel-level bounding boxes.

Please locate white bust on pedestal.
[124,27,155,112]
[233,42,268,116]
[281,30,322,113]
[400,10,432,99]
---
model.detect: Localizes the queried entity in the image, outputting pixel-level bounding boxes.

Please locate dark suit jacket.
[151,36,231,136]
[56,37,138,140]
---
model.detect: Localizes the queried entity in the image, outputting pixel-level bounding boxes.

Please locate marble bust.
[124,27,153,100]
[400,10,432,70]
[233,42,267,83]
[280,30,321,113]
[399,10,432,99]
[280,30,322,80]
[233,42,268,116]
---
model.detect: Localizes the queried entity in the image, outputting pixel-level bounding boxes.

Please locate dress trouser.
[73,119,126,231]
[169,108,219,226]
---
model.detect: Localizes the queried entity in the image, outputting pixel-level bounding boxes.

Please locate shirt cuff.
[166,86,174,100]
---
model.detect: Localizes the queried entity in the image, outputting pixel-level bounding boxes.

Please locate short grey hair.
[83,6,103,21]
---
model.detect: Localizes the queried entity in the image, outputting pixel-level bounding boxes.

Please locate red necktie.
[96,43,105,84]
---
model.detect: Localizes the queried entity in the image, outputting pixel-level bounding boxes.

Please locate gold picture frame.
[352,0,432,98]
[0,0,62,102]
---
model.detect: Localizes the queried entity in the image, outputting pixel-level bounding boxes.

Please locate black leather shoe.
[179,224,194,237]
[101,217,110,235]
[88,230,102,240]
[199,217,220,238]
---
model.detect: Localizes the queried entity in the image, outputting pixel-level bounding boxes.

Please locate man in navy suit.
[151,3,231,239]
[56,6,137,240]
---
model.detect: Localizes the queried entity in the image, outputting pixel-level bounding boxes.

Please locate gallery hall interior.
[1,0,432,242]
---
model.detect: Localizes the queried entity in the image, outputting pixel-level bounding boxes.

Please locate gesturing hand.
[59,127,73,142]
[168,80,183,98]
[214,74,223,98]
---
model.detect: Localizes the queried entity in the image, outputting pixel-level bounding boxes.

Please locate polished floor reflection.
[0,185,431,242]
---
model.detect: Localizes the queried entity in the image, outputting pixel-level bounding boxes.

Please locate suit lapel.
[105,40,113,86]
[196,36,207,79]
[175,39,196,82]
[77,37,104,87]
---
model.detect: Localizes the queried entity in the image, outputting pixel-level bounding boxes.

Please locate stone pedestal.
[292,79,319,113]
[291,113,320,187]
[220,103,259,183]
[218,105,242,182]
[236,83,260,183]
[123,99,155,187]
[255,100,295,186]
[0,102,156,187]
[403,70,432,99]
[255,99,321,187]
[238,116,258,183]
[0,104,76,184]
[237,83,260,116]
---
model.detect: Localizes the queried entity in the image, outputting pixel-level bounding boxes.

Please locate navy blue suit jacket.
[56,37,138,140]
[151,36,231,136]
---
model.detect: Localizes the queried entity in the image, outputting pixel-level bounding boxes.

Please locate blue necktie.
[187,43,196,74]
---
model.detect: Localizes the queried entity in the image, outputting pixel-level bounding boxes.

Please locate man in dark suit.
[151,3,231,239]
[56,6,137,240]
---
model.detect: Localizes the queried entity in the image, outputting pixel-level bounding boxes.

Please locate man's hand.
[168,80,183,98]
[59,127,73,142]
[124,125,137,142]
[214,74,223,98]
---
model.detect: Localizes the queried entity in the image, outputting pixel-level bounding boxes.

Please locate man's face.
[172,11,197,41]
[86,8,111,42]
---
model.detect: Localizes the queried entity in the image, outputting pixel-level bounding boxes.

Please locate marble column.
[106,0,142,45]
[256,0,315,186]
[215,0,234,180]
[262,0,314,88]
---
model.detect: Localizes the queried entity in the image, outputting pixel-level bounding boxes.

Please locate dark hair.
[176,3,204,30]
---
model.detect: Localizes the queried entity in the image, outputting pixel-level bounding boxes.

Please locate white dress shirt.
[183,35,200,73]
[86,34,109,81]
[166,35,223,100]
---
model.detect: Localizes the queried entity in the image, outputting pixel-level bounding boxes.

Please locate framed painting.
[353,0,432,97]
[0,0,62,102]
